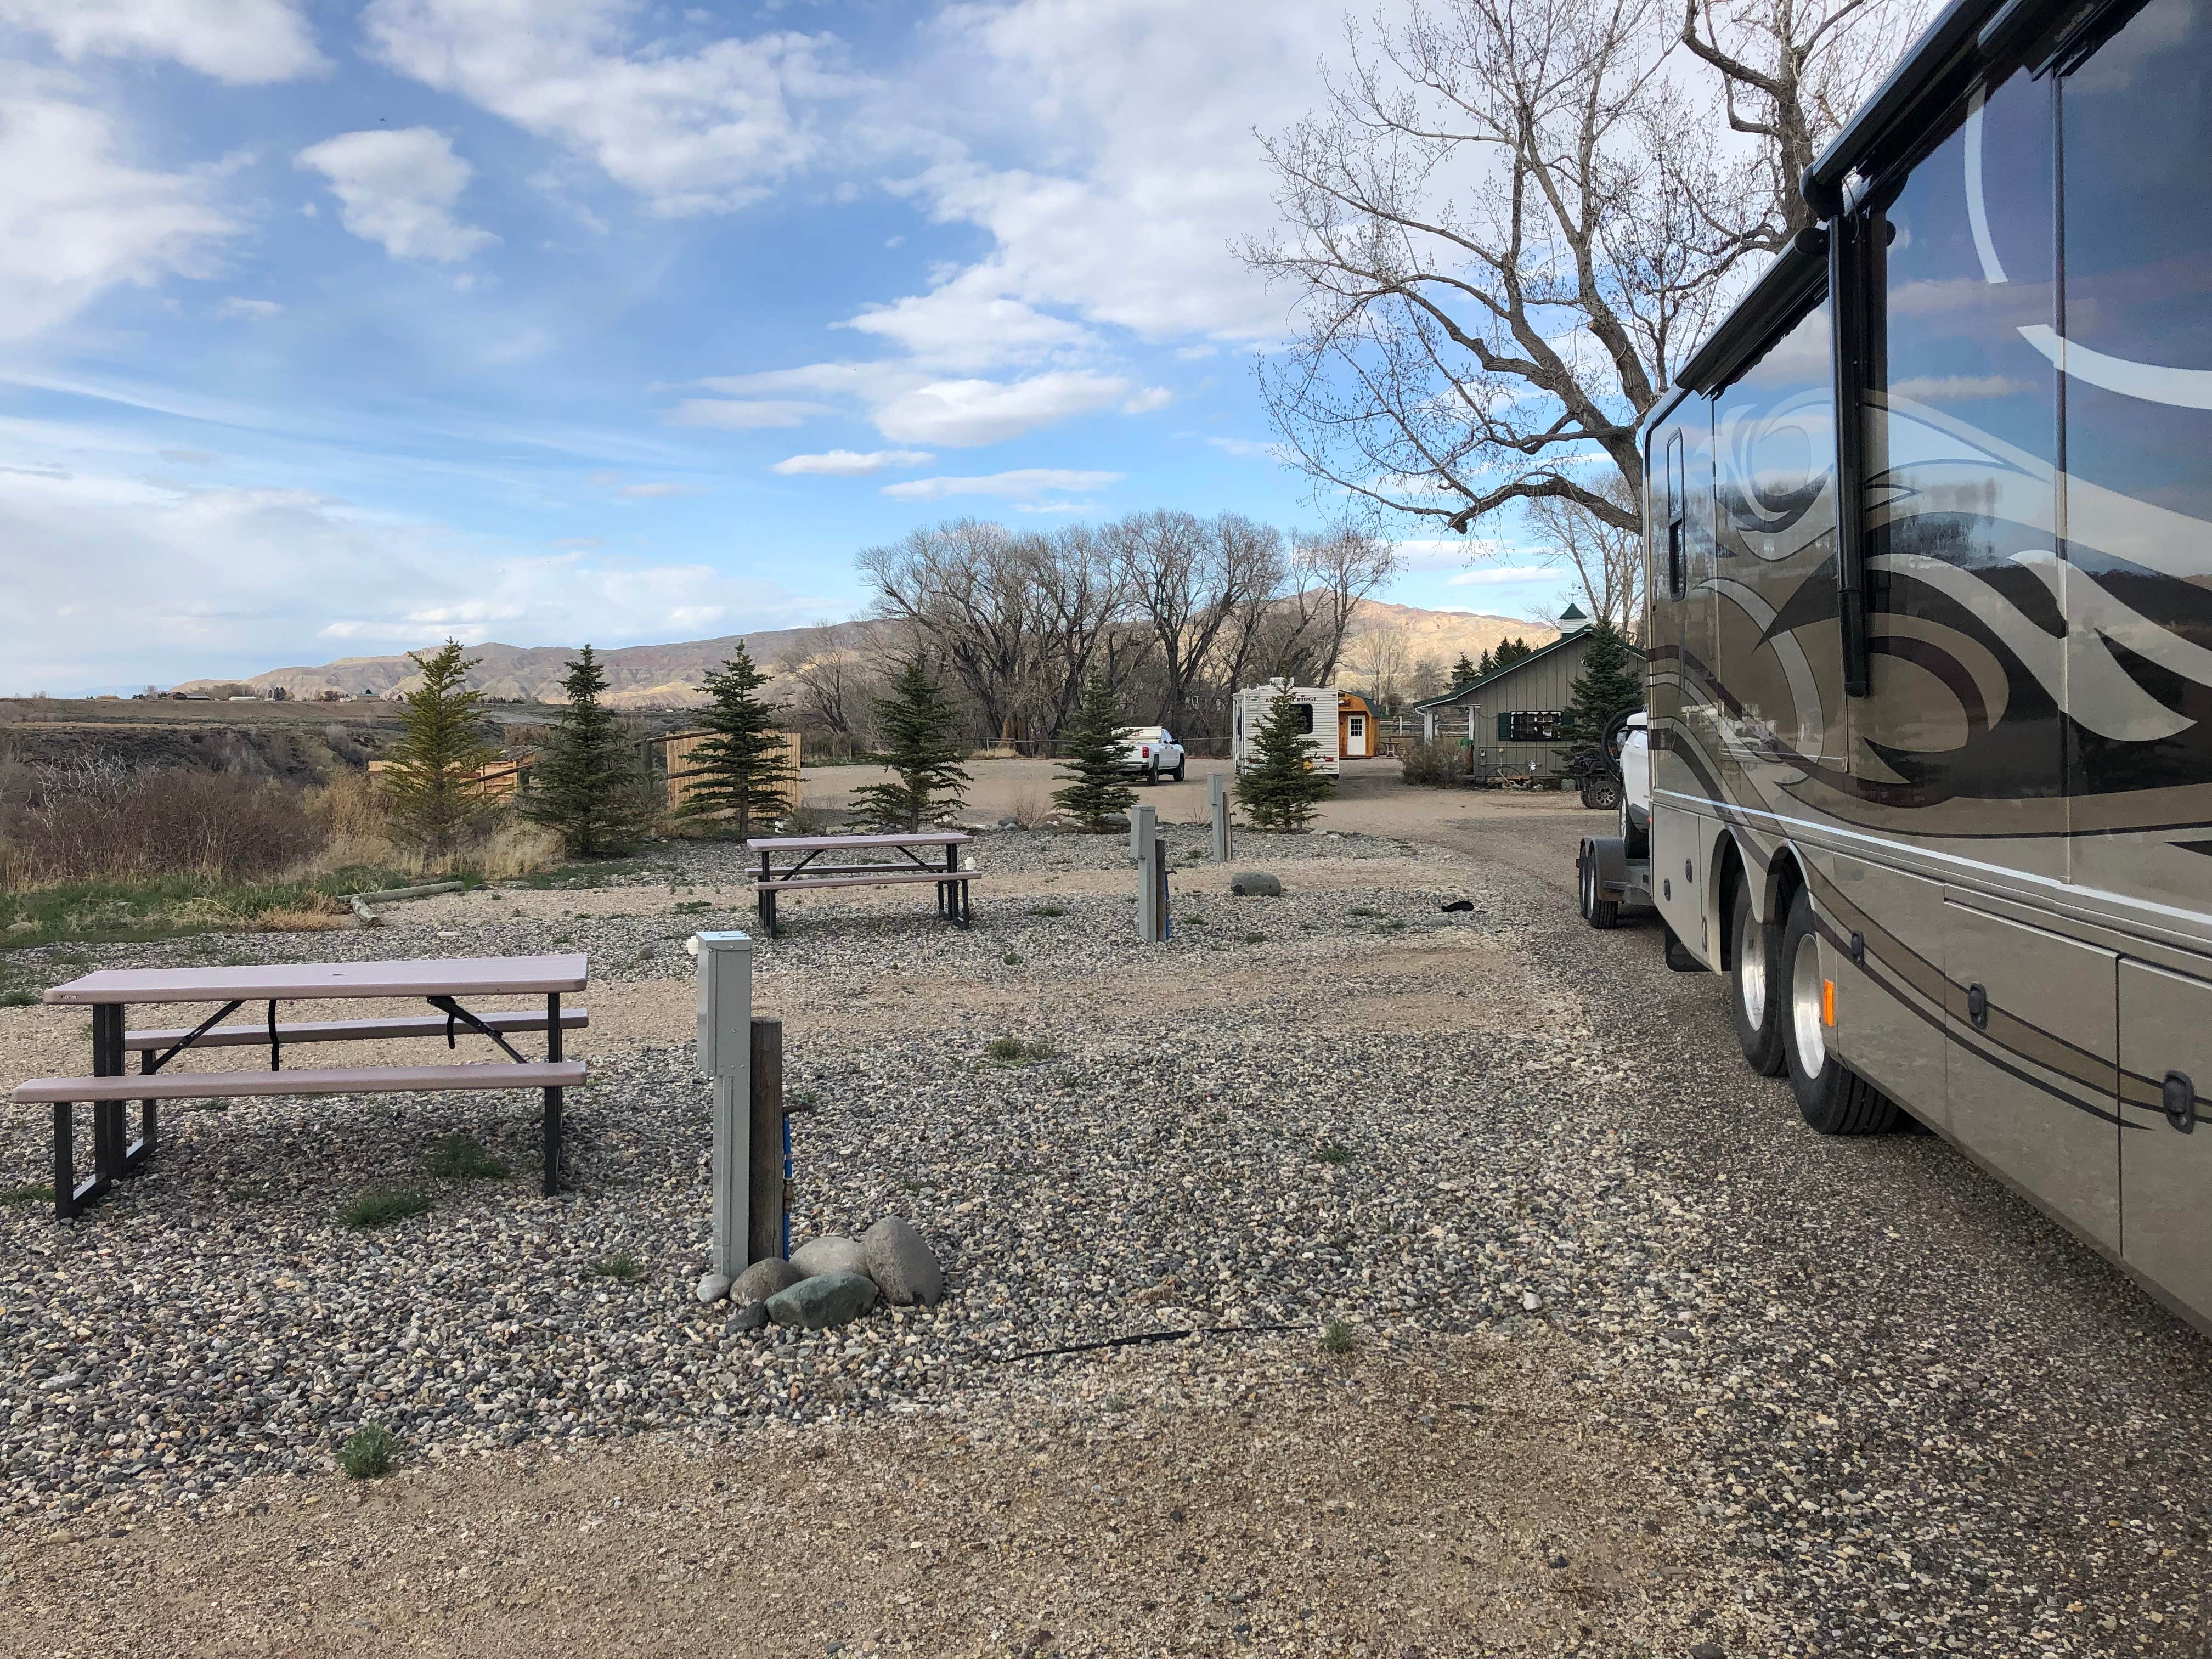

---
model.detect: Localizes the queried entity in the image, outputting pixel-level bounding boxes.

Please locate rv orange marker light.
[1821,979,1836,1026]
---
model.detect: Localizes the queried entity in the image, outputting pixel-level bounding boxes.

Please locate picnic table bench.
[746,832,978,938]
[9,955,589,1220]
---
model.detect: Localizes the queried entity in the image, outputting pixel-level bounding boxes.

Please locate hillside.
[173,602,1555,709]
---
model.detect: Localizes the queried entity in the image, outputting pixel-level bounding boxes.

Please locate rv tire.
[1728,882,1786,1076]
[1779,888,1900,1135]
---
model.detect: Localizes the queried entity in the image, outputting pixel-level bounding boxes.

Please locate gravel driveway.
[1,818,2208,1657]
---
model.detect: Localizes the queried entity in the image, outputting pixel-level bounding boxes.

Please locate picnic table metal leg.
[91,1003,124,1188]
[130,1050,156,1170]
[52,1104,74,1221]
[544,992,563,1195]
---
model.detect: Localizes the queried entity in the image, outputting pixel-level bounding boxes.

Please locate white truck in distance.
[1117,726,1185,784]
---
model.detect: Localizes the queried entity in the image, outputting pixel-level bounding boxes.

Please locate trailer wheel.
[1728,882,1786,1076]
[1577,841,1619,929]
[1779,887,1900,1134]
[1580,774,1622,811]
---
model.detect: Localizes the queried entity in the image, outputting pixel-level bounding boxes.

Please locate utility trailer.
[1579,0,2212,1334]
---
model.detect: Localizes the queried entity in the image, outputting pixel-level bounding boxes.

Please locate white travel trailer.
[1232,680,1345,775]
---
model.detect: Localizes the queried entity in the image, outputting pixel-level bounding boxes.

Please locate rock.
[694,1272,732,1304]
[765,1271,878,1330]
[725,1301,770,1335]
[1689,1646,1725,1659]
[789,1234,869,1281]
[1229,871,1281,898]
[1440,899,1474,913]
[732,1257,805,1304]
[861,1217,945,1306]
[1521,1291,1543,1311]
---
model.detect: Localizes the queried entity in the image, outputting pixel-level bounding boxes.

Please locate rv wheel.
[1779,888,1900,1134]
[1728,882,1786,1076]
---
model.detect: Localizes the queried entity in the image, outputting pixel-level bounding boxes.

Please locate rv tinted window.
[1666,432,1686,600]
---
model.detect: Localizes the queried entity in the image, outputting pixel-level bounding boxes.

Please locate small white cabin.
[1232,680,1372,775]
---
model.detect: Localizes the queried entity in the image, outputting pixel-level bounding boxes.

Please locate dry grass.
[1005,786,1053,829]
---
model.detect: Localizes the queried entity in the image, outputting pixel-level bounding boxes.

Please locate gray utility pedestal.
[693,932,789,1298]
[1210,771,1233,862]
[1130,804,1169,943]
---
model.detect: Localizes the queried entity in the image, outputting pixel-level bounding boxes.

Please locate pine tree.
[381,639,499,861]
[521,645,656,856]
[1052,669,1138,832]
[1474,648,1494,678]
[675,643,794,840]
[1561,616,1643,761]
[1448,652,1479,691]
[1234,687,1335,832]
[852,657,969,831]
[1492,636,1536,670]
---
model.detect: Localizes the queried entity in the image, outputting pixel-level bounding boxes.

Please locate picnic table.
[746,831,977,938]
[10,955,590,1220]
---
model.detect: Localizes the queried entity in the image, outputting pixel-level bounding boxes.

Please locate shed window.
[1497,712,1563,742]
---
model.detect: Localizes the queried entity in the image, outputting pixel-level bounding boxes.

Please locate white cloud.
[615,481,700,498]
[0,465,825,690]
[1204,435,1285,460]
[296,128,496,263]
[0,0,324,84]
[838,268,1096,374]
[771,449,932,477]
[1445,563,1560,586]
[362,0,854,217]
[873,371,1130,447]
[215,296,281,319]
[0,98,239,342]
[668,397,829,430]
[881,468,1121,503]
[1120,387,1172,415]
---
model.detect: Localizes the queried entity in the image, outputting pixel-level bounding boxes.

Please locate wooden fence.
[658,730,803,815]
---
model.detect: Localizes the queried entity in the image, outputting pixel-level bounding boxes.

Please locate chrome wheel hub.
[1791,930,1826,1075]
[1738,906,1768,1029]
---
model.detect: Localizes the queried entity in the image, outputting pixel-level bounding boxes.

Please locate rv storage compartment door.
[1650,803,1710,965]
[1827,855,1947,1130]
[1942,902,2119,1251]
[2118,960,2212,1324]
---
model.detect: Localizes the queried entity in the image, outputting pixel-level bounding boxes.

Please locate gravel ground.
[2,823,2210,1656]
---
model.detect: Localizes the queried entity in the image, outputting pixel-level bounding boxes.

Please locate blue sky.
[0,0,1567,695]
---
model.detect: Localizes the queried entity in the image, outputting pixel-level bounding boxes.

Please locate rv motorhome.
[1579,0,2212,1333]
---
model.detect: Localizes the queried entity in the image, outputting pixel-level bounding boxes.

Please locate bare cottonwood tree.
[1110,511,1284,731]
[1526,477,1645,634]
[778,623,881,751]
[1248,0,1926,538]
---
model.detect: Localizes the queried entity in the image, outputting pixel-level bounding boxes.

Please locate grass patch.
[672,899,713,915]
[338,1425,399,1480]
[1242,933,1268,945]
[0,989,36,1008]
[551,933,574,946]
[1314,1141,1354,1165]
[515,856,652,890]
[587,1250,642,1282]
[986,1035,1054,1065]
[1103,1393,1132,1412]
[425,1132,509,1181]
[788,1089,817,1108]
[1025,905,1066,917]
[1180,914,1206,927]
[340,1190,431,1229]
[1320,1319,1357,1356]
[0,1182,53,1206]
[1001,951,1022,966]
[1347,907,1381,918]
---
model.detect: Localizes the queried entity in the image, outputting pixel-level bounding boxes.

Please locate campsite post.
[1130,803,1167,943]
[693,930,753,1293]
[1209,771,1232,861]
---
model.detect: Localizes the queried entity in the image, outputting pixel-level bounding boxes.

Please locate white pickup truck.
[1118,725,1186,784]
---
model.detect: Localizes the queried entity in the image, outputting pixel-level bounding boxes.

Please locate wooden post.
[747,1018,784,1266]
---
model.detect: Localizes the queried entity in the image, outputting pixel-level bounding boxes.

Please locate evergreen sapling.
[380,639,499,861]
[1562,615,1643,764]
[852,657,969,831]
[521,645,656,856]
[1052,669,1138,832]
[676,643,794,840]
[1235,687,1335,831]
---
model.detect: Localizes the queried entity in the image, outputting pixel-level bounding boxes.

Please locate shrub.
[1314,1141,1353,1165]
[341,1190,431,1229]
[0,1182,53,1206]
[1398,738,1467,788]
[3,760,326,885]
[986,1035,1053,1064]
[340,1425,399,1479]
[1320,1319,1357,1355]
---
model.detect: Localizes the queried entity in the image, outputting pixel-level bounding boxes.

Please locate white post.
[1209,771,1232,862]
[692,930,753,1299]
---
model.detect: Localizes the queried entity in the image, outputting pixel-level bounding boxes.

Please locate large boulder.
[765,1271,878,1330]
[1230,871,1282,898]
[861,1217,945,1306]
[789,1234,870,1281]
[732,1256,804,1304]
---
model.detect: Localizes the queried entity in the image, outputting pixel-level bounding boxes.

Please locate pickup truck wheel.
[1171,758,1186,782]
[1577,841,1619,929]
[1146,763,1159,787]
[1729,882,1786,1076]
[1780,887,1900,1133]
[1580,775,1622,811]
